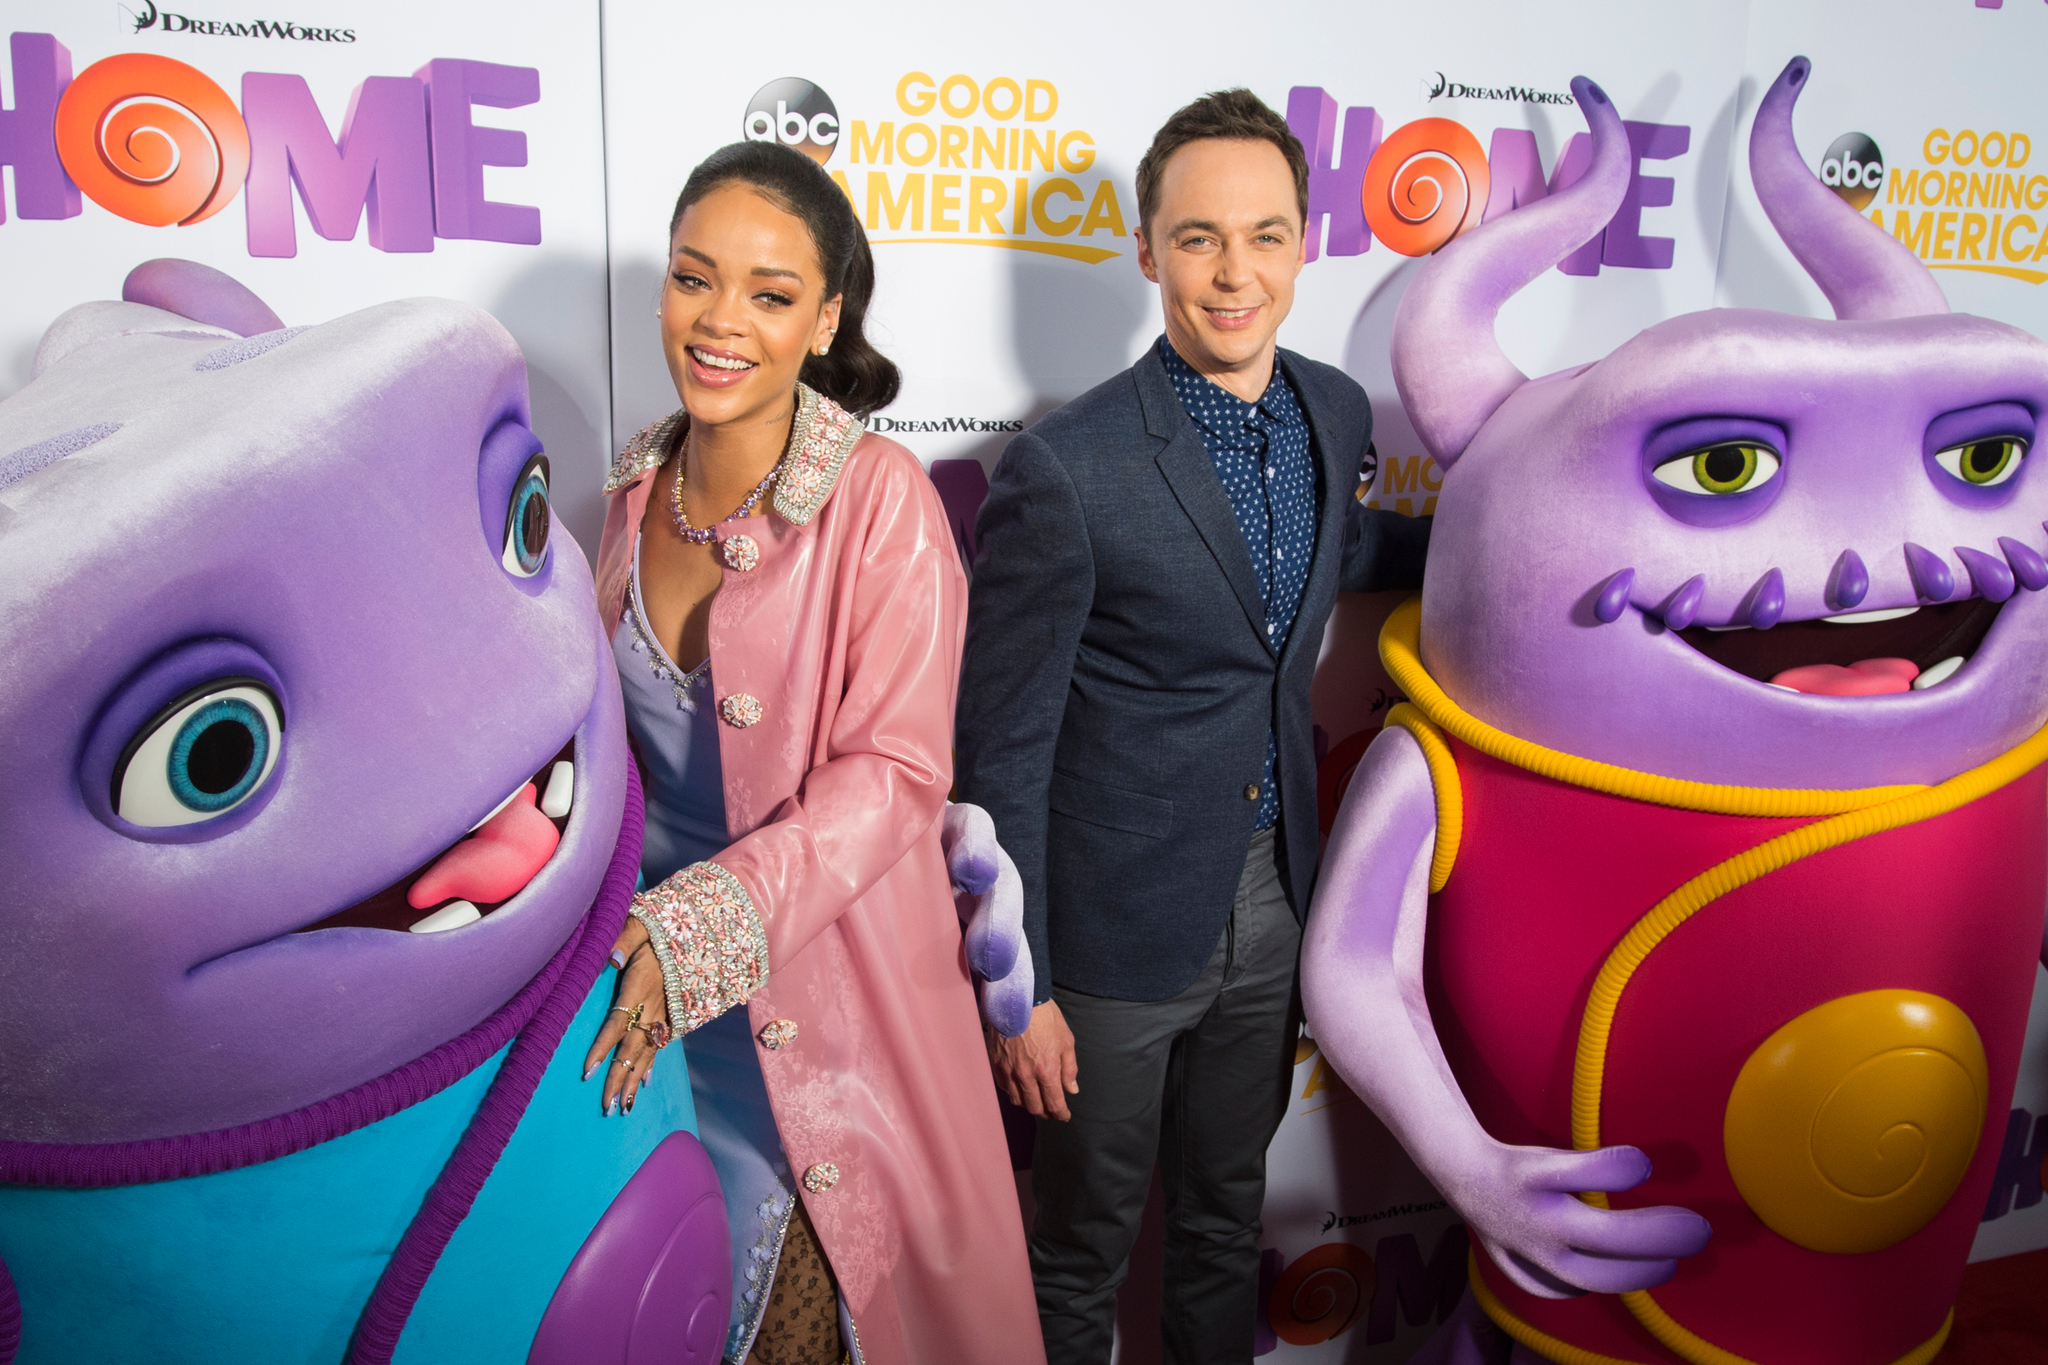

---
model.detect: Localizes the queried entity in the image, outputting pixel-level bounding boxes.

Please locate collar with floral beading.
[604,384,864,528]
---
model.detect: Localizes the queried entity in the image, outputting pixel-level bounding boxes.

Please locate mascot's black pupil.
[521,493,548,555]
[1703,446,1747,483]
[187,720,256,794]
[1967,443,2002,476]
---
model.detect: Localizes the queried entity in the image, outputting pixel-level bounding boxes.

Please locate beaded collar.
[604,384,864,527]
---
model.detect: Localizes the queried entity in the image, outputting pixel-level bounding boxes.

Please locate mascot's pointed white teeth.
[540,761,574,819]
[1912,656,1967,690]
[1823,607,1919,625]
[408,900,481,934]
[2000,536,2048,591]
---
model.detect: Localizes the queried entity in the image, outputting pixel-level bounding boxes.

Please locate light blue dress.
[614,534,799,1364]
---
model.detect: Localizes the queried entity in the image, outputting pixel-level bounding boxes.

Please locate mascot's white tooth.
[1912,656,1966,690]
[408,901,482,934]
[540,761,575,819]
[1822,607,1919,625]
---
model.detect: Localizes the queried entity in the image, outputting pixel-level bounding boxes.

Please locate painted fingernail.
[609,948,626,969]
[623,1094,635,1114]
[607,1095,621,1117]
[582,1062,597,1082]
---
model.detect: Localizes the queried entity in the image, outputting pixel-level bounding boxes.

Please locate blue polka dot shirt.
[1158,335,1318,831]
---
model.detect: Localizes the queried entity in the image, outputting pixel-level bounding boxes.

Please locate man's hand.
[988,999,1079,1121]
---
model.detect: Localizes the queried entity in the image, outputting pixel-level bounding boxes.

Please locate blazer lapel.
[1136,350,1273,655]
[1279,351,1359,671]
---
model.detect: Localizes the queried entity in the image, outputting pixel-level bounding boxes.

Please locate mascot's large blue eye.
[502,454,551,577]
[113,681,283,827]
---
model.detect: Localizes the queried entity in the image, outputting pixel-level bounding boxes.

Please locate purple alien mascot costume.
[1305,60,2048,1365]
[0,261,733,1365]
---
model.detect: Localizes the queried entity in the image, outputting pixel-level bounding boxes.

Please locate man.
[954,89,1431,1362]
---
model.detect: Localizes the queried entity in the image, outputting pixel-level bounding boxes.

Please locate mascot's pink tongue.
[1770,657,1920,696]
[407,783,560,909]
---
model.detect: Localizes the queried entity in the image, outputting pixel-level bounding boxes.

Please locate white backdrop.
[6,0,2048,1358]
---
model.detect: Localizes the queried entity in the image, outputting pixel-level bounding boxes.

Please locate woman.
[582,140,1043,1365]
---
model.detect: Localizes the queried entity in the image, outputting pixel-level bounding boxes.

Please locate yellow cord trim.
[1377,597,1924,817]
[1385,703,1462,891]
[1473,1250,1954,1365]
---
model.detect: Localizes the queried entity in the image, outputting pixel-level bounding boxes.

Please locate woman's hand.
[583,916,672,1115]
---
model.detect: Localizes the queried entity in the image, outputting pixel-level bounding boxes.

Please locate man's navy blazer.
[954,342,1430,1004]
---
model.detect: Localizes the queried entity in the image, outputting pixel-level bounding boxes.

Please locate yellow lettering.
[850,120,893,166]
[1383,456,1421,495]
[2004,173,2027,210]
[1969,172,1993,208]
[983,77,1022,121]
[1058,131,1096,174]
[1955,130,1981,165]
[1079,178,1126,236]
[1300,1056,1332,1101]
[1919,171,1946,208]
[2030,176,2048,212]
[1420,495,1438,517]
[1031,177,1083,234]
[2006,213,2039,260]
[968,176,1007,233]
[931,174,962,231]
[972,126,1004,170]
[866,172,924,230]
[939,74,978,120]
[1009,128,1020,172]
[1025,79,1057,122]
[896,71,936,117]
[896,123,935,167]
[1960,211,1989,259]
[1894,209,1932,256]
[1022,129,1056,173]
[2014,134,2033,169]
[1935,210,1960,259]
[1887,169,1918,205]
[939,125,968,169]
[1012,177,1027,234]
[1947,171,1967,207]
[1984,132,2010,167]
[1926,128,1952,164]
[1421,459,1443,492]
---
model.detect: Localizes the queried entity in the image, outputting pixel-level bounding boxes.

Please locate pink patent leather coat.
[596,410,1044,1365]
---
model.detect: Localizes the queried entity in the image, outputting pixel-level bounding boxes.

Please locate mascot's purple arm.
[942,803,1034,1038]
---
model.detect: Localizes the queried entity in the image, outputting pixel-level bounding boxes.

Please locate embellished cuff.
[629,861,770,1035]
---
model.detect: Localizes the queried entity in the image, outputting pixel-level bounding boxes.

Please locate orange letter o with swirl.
[1267,1242,1376,1346]
[55,54,249,227]
[1361,118,1491,257]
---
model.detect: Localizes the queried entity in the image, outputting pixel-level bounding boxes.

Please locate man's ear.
[1135,226,1159,284]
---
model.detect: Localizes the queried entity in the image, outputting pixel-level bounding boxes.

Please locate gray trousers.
[1030,827,1301,1365]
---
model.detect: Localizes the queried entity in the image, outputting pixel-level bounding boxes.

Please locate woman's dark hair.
[669,141,899,416]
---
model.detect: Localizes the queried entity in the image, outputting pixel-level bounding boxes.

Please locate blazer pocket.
[1048,768,1173,839]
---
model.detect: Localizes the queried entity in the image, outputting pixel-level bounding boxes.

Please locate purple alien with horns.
[1306,59,2048,1365]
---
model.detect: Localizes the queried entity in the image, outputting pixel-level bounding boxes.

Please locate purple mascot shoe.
[0,260,729,1365]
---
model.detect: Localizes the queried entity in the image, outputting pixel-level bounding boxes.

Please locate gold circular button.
[1723,988,1987,1254]
[1244,783,1261,801]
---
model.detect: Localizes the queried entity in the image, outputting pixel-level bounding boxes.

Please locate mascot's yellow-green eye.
[1934,437,2025,487]
[1652,443,1782,496]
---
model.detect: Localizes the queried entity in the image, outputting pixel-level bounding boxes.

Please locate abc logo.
[1819,132,1884,211]
[744,78,838,165]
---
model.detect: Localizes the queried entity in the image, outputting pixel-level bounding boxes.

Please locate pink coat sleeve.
[718,456,966,967]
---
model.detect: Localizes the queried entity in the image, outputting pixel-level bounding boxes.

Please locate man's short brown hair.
[1134,89,1310,240]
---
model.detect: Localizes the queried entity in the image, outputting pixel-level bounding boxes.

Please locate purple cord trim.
[345,762,644,1365]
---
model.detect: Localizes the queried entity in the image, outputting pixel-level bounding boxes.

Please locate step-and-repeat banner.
[6,0,2048,1358]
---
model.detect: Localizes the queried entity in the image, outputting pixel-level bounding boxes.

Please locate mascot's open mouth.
[1675,598,2001,696]
[296,740,577,935]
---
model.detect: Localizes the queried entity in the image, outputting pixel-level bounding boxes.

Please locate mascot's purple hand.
[977,936,1035,1039]
[1444,1141,1710,1299]
[942,802,1028,999]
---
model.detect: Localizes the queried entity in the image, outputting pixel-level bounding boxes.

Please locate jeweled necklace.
[669,431,785,544]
